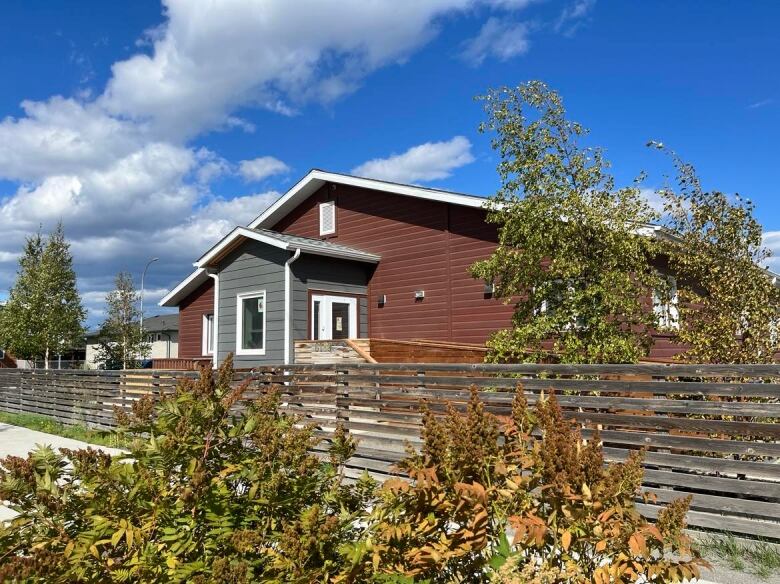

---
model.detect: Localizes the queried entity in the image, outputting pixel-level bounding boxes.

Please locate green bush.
[0,356,372,582]
[0,360,706,583]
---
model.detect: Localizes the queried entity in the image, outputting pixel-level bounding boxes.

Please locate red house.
[160,170,681,365]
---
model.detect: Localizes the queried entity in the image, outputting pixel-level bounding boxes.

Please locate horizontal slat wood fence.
[0,363,779,539]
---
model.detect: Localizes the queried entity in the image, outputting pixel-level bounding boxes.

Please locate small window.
[236,290,266,355]
[653,276,679,330]
[319,201,336,236]
[202,314,214,356]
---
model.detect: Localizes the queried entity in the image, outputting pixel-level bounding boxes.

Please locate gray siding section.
[216,241,287,367]
[292,255,371,340]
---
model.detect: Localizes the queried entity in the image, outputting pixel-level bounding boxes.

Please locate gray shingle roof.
[249,228,381,262]
[141,314,179,332]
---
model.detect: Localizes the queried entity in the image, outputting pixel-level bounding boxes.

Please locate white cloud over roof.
[0,0,537,323]
[351,136,475,183]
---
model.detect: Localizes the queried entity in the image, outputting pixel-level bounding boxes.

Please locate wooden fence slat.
[0,364,778,540]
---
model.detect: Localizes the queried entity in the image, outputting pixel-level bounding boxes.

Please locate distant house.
[142,314,179,360]
[160,170,687,366]
[85,314,179,368]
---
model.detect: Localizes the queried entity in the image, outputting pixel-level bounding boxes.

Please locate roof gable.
[195,226,380,269]
[249,169,488,230]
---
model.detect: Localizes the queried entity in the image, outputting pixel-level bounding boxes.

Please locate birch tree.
[470,81,662,363]
[651,143,780,363]
[94,272,150,369]
[0,224,85,368]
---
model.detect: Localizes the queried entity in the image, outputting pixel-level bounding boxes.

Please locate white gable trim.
[195,227,289,267]
[159,268,208,307]
[249,170,488,230]
[195,226,380,269]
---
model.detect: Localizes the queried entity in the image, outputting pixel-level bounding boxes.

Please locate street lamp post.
[140,257,159,338]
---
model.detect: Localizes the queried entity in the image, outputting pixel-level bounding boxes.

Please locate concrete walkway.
[0,422,125,522]
[0,423,776,583]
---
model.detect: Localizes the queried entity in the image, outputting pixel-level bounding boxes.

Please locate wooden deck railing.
[0,363,778,539]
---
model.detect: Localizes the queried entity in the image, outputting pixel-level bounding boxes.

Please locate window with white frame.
[319,201,336,236]
[653,275,679,330]
[236,290,266,355]
[202,313,214,355]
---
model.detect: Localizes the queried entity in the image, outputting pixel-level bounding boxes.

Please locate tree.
[94,272,150,369]
[470,81,663,363]
[0,224,85,368]
[651,143,780,363]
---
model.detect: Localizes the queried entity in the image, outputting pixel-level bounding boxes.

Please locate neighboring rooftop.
[142,314,179,332]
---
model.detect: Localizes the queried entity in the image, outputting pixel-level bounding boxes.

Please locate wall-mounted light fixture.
[484,282,496,297]
[377,294,387,306]
[414,290,425,300]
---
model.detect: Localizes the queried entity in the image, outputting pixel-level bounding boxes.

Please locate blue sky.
[0,0,778,325]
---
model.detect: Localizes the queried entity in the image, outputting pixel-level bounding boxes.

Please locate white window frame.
[319,201,336,236]
[653,275,679,330]
[202,313,215,356]
[236,290,267,356]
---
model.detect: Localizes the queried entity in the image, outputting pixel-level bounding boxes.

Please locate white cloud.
[351,136,475,183]
[554,0,595,36]
[461,17,531,66]
[0,251,19,263]
[239,156,290,182]
[748,98,775,110]
[0,0,540,325]
[639,188,666,214]
[99,0,536,139]
[763,231,780,272]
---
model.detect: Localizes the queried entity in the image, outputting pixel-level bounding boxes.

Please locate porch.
[152,338,488,368]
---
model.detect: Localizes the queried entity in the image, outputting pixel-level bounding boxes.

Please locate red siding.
[174,180,687,359]
[273,183,516,345]
[178,279,214,359]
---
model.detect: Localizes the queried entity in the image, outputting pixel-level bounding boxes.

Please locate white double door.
[311,294,357,340]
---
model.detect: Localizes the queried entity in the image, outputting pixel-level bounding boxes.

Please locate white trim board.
[195,226,380,269]
[159,268,208,307]
[249,169,489,230]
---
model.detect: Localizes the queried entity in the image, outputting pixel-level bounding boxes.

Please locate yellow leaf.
[111,528,125,547]
[561,530,572,551]
[582,483,592,499]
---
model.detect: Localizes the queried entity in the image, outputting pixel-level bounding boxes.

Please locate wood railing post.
[335,367,349,430]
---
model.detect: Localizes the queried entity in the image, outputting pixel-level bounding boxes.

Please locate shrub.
[0,364,707,583]
[0,356,372,583]
[343,388,708,583]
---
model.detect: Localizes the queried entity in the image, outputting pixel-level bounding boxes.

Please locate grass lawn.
[0,411,129,449]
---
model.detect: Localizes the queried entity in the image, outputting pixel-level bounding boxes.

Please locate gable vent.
[319,201,336,236]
